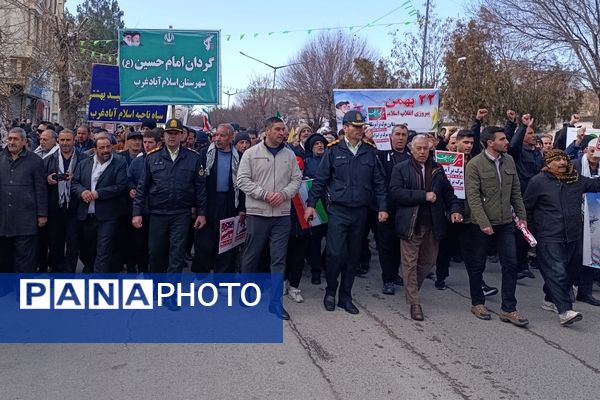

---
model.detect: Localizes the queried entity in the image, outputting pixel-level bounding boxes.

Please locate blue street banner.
[88,64,168,123]
[118,29,221,105]
[333,88,441,150]
[0,273,283,343]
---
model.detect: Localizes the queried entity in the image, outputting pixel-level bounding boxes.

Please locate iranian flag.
[292,179,328,229]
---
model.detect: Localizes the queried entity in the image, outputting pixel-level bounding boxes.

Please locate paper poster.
[566,127,600,148]
[333,88,440,150]
[218,215,247,254]
[434,150,465,199]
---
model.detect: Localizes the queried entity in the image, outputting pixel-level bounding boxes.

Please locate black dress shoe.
[323,295,336,311]
[517,268,535,279]
[395,275,404,286]
[311,273,321,285]
[355,263,369,275]
[576,294,600,306]
[382,282,395,295]
[337,300,359,314]
[269,304,290,320]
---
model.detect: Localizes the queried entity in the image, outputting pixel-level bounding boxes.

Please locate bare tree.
[389,3,454,88]
[279,31,374,130]
[480,0,600,124]
[44,13,90,129]
[239,74,275,129]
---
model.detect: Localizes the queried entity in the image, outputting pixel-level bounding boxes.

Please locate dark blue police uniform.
[307,112,387,313]
[133,126,206,273]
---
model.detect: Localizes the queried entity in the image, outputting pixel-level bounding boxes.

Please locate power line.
[353,1,416,35]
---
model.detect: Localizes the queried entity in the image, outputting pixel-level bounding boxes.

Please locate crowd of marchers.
[0,110,599,326]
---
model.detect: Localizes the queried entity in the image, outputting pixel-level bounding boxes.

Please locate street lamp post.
[222,89,242,108]
[239,51,304,115]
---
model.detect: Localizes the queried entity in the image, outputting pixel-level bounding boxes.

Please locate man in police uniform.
[132,118,207,274]
[305,110,388,314]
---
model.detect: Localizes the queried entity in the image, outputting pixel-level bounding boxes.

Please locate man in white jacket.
[237,117,302,320]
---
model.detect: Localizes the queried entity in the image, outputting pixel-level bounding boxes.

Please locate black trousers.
[360,210,378,264]
[436,222,463,280]
[376,212,400,284]
[460,223,519,312]
[286,235,308,288]
[36,226,49,272]
[576,265,597,297]
[0,235,38,272]
[536,241,579,314]
[47,208,79,273]
[325,204,368,302]
[148,213,190,273]
[192,194,237,274]
[110,215,134,273]
[515,231,532,271]
[307,224,326,275]
[130,215,149,273]
[79,215,117,273]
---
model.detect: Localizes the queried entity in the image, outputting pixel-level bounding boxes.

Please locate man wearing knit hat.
[140,119,157,134]
[234,132,251,154]
[524,149,600,325]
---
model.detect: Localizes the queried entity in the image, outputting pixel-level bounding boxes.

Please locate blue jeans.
[461,223,519,312]
[536,241,579,314]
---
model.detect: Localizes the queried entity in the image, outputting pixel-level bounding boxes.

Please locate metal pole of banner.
[169,26,176,123]
[418,0,431,88]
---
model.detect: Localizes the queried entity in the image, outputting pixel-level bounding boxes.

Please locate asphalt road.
[1,257,599,400]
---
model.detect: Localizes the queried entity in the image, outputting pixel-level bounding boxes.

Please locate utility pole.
[222,89,241,108]
[418,0,431,88]
[238,51,304,115]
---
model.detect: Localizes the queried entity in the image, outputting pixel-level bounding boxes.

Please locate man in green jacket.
[462,126,529,327]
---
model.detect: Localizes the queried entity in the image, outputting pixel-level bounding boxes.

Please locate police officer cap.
[343,110,366,126]
[165,118,183,132]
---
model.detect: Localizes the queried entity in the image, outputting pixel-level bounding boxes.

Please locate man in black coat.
[132,118,207,274]
[71,136,128,273]
[377,124,411,295]
[524,149,600,326]
[389,134,462,321]
[191,123,244,273]
[0,127,48,272]
[553,114,580,150]
[45,129,80,273]
[507,112,544,280]
[305,110,388,315]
